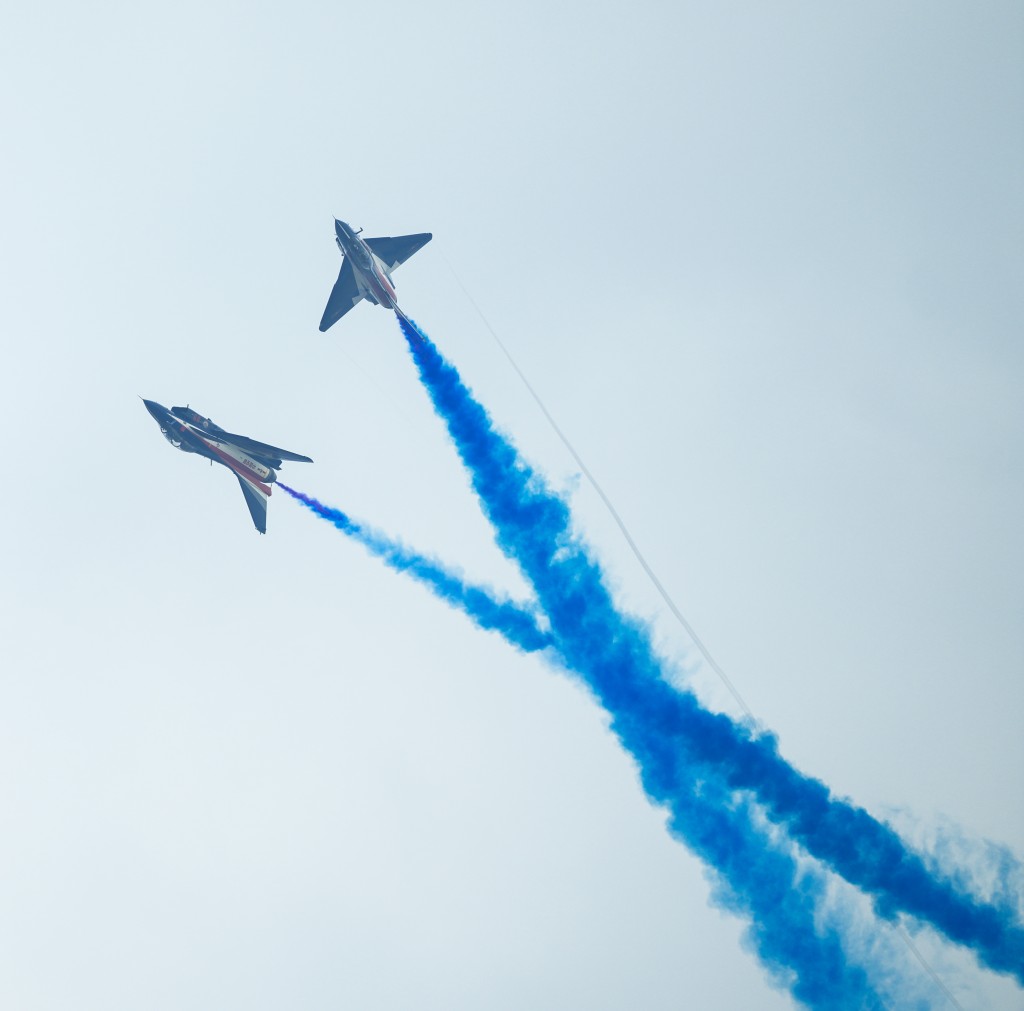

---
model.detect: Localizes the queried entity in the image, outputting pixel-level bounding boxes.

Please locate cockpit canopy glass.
[170,406,222,432]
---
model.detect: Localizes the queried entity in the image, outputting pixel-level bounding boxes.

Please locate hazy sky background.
[1,2,1021,1007]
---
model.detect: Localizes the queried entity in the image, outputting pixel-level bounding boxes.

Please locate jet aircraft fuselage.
[142,399,312,533]
[334,219,400,312]
[319,219,432,331]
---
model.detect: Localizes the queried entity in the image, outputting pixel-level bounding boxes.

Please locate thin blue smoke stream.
[279,486,885,1006]
[396,314,1024,987]
[277,483,552,654]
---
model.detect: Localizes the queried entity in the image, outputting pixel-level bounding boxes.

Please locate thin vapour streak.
[396,314,1024,986]
[278,483,552,654]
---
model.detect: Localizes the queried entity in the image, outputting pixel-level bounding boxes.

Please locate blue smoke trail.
[375,334,887,1006]
[280,500,944,1006]
[278,483,552,654]
[396,314,1024,987]
[281,497,884,1005]
[666,778,884,1007]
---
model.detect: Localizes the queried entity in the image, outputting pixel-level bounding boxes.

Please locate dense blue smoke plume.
[278,483,552,653]
[380,328,887,1005]
[395,314,1024,987]
[279,498,883,1005]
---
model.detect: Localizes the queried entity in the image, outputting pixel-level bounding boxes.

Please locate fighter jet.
[319,219,432,331]
[141,399,312,534]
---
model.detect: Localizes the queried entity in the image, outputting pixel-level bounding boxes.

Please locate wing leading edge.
[320,256,362,332]
[236,475,270,534]
[210,430,313,464]
[365,232,432,272]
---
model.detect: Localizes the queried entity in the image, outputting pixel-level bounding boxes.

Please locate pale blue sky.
[1,2,1021,1007]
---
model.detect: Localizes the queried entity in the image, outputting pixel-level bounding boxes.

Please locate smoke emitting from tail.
[278,483,552,654]
[285,490,911,999]
[281,485,886,1005]
[279,312,1022,1004]
[392,314,1024,989]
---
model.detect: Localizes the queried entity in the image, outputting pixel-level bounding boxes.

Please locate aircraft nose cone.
[141,398,165,422]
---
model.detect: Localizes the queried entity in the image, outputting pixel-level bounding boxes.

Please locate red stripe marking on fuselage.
[369,261,398,307]
[191,431,273,495]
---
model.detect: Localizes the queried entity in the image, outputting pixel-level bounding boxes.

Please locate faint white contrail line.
[442,254,971,1009]
[441,254,754,721]
[896,923,966,1011]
